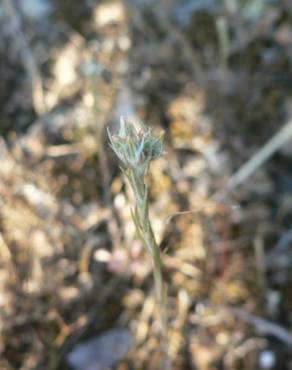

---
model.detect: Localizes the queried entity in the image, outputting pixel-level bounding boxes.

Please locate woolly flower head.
[108,117,164,176]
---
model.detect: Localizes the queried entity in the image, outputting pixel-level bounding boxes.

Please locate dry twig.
[2,0,47,114]
[225,307,292,348]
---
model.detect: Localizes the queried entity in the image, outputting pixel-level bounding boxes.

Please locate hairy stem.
[128,169,170,369]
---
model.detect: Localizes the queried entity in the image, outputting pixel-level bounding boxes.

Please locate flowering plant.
[108,118,170,369]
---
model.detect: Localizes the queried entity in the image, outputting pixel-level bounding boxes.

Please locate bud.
[108,117,164,176]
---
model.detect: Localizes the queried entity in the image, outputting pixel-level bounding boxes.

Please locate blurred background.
[1,0,292,369]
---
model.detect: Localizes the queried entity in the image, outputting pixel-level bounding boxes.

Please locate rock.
[67,328,133,370]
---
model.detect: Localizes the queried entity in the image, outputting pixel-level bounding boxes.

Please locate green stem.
[128,169,170,369]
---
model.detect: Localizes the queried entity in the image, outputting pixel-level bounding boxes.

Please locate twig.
[254,227,267,293]
[225,307,292,347]
[212,117,292,203]
[82,62,123,252]
[195,304,292,348]
[2,0,47,115]
[227,118,292,191]
[45,144,81,159]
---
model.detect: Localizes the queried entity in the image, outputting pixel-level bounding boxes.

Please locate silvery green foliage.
[108,117,164,177]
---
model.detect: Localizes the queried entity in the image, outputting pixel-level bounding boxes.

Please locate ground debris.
[1,0,292,369]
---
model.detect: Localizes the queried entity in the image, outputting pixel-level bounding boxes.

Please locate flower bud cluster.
[108,118,164,177]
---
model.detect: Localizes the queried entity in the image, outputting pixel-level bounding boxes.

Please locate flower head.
[108,117,164,176]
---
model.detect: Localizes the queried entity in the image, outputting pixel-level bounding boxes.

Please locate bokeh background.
[1,0,292,369]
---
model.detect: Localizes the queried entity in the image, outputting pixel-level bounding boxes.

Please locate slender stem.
[129,169,170,369]
[144,218,170,370]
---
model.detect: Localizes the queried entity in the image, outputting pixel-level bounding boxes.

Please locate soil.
[1,1,292,369]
